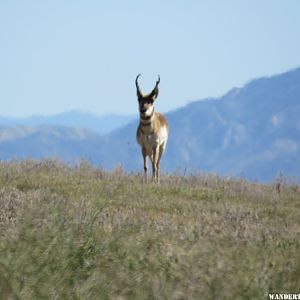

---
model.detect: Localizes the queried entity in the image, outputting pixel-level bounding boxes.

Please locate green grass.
[0,160,299,299]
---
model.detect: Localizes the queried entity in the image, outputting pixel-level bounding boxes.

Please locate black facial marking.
[141,115,152,120]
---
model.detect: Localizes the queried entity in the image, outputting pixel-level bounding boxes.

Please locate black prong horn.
[135,74,143,98]
[150,75,160,99]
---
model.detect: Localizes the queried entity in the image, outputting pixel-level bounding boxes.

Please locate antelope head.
[135,74,160,117]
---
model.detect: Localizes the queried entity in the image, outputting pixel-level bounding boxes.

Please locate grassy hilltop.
[0,160,299,299]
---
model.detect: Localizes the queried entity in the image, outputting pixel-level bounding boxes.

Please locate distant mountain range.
[0,67,299,182]
[0,111,135,135]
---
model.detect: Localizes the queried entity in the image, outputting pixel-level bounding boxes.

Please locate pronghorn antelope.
[135,74,169,183]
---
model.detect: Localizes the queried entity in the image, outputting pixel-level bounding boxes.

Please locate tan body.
[135,74,169,183]
[137,112,169,183]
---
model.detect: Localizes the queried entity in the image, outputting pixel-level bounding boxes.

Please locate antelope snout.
[140,108,147,114]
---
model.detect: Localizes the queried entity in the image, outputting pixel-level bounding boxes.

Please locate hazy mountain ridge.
[0,125,102,163]
[0,111,135,135]
[0,68,299,182]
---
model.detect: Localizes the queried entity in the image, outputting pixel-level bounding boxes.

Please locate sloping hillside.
[0,160,299,299]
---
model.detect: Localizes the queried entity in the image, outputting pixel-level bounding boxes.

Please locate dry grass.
[0,160,299,299]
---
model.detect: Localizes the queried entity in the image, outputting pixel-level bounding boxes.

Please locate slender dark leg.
[142,148,148,183]
[152,146,159,183]
[156,145,165,184]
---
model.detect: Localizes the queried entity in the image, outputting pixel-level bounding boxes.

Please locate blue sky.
[1,0,300,117]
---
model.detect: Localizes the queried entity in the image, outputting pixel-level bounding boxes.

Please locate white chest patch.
[138,125,168,156]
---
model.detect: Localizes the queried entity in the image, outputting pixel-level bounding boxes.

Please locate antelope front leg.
[152,146,159,184]
[156,145,165,184]
[142,148,148,183]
